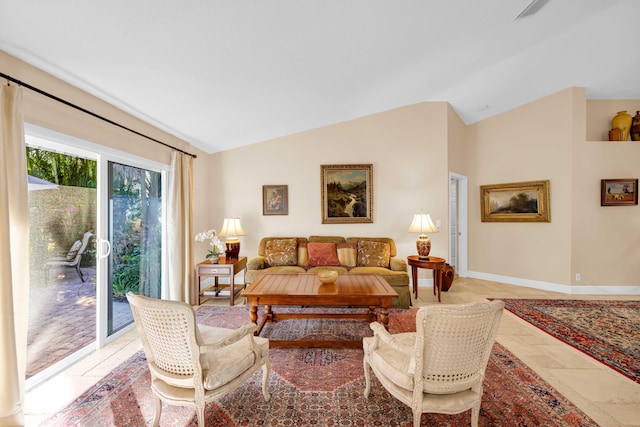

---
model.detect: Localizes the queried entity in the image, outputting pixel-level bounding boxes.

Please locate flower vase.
[611,110,632,141]
[208,255,220,264]
[631,111,640,141]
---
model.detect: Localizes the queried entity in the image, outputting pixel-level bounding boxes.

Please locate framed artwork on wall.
[263,185,288,215]
[601,178,638,206]
[480,180,551,222]
[320,164,373,224]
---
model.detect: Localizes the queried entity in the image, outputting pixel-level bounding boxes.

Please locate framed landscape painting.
[262,185,288,215]
[480,180,550,222]
[601,178,638,206]
[321,164,373,224]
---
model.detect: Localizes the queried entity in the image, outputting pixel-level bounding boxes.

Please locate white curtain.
[0,84,29,426]
[167,151,194,304]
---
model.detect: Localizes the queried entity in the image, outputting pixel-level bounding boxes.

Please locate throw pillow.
[66,240,83,260]
[357,240,390,268]
[264,238,298,266]
[337,243,357,268]
[307,242,340,267]
[298,242,309,267]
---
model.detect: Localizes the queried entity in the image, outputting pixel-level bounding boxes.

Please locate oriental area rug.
[41,306,598,427]
[500,299,640,384]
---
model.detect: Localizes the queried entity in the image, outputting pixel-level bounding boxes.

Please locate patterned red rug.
[41,306,598,426]
[500,299,640,384]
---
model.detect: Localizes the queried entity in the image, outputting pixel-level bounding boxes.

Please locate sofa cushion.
[357,240,390,268]
[337,243,357,268]
[347,237,397,257]
[307,242,340,267]
[298,242,309,267]
[264,238,298,267]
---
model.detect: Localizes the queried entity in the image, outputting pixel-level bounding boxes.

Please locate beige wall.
[467,88,640,289]
[0,51,201,164]
[467,88,575,285]
[5,49,638,290]
[573,100,640,287]
[206,103,452,280]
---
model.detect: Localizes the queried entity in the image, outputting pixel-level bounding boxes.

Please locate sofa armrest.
[247,256,266,271]
[389,257,407,272]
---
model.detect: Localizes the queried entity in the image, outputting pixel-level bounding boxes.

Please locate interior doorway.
[449,173,467,277]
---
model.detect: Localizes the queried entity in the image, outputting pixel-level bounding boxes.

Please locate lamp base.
[416,235,431,259]
[225,241,240,259]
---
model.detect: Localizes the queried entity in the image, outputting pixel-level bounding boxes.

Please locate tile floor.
[24,278,640,427]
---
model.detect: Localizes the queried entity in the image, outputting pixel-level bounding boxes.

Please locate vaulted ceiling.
[1,0,638,154]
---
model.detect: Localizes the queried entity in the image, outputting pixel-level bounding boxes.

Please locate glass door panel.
[26,145,97,381]
[107,162,162,335]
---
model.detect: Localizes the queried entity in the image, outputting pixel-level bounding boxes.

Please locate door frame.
[24,123,169,355]
[449,172,468,277]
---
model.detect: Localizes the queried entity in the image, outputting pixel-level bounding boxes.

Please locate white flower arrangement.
[194,229,225,258]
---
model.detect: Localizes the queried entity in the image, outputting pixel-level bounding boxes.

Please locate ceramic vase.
[611,110,632,141]
[630,111,640,141]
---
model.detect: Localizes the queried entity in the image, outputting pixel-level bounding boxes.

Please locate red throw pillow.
[307,242,340,267]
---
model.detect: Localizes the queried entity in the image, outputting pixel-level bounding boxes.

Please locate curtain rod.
[1,71,197,159]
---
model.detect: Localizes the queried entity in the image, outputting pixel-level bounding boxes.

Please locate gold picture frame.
[480,180,550,222]
[262,185,288,215]
[321,164,373,224]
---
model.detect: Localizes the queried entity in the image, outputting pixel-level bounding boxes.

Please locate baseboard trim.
[465,271,640,295]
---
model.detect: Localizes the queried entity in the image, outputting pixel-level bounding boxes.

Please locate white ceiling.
[1,0,638,154]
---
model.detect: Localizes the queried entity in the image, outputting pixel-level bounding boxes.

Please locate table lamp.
[408,212,439,260]
[218,217,245,259]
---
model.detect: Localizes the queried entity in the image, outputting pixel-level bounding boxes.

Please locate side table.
[196,256,247,306]
[407,255,446,302]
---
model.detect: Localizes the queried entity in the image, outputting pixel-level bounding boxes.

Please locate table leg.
[249,304,258,324]
[379,307,390,330]
[434,268,442,302]
[229,275,235,306]
[411,265,419,298]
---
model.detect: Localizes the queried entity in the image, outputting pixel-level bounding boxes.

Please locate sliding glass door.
[25,124,167,388]
[107,162,162,335]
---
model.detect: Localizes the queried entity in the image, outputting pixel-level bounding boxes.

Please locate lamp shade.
[407,213,438,235]
[408,212,438,259]
[218,218,245,259]
[218,218,245,239]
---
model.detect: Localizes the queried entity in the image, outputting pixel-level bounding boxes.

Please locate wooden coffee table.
[241,273,398,348]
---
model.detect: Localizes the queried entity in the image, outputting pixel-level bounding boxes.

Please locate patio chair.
[45,231,93,283]
[126,293,270,427]
[363,300,504,427]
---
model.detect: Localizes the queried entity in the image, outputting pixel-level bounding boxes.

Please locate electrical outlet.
[575,273,581,281]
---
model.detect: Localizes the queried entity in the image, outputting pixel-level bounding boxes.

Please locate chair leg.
[471,403,480,427]
[152,395,162,427]
[76,263,86,282]
[196,403,206,427]
[363,356,372,398]
[413,410,422,426]
[262,360,271,401]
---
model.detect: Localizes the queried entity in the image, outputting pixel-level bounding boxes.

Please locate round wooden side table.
[407,255,446,302]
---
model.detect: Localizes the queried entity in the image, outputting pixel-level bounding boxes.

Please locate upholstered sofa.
[246,236,410,308]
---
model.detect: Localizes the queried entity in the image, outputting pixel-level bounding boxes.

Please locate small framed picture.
[601,179,638,206]
[263,185,288,215]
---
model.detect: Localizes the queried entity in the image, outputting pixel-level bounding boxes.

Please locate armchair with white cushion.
[363,300,504,426]
[127,293,271,427]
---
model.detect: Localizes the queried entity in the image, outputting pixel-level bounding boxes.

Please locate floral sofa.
[245,236,410,308]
